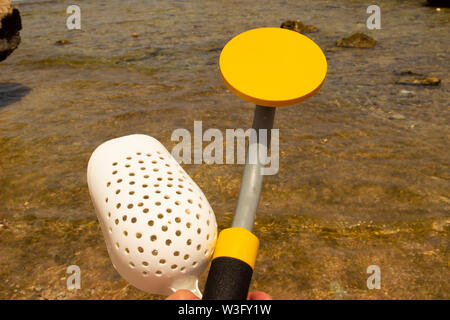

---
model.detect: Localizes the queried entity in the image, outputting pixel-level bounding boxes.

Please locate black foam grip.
[202,256,253,300]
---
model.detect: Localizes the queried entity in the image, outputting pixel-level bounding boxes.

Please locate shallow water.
[0,0,449,299]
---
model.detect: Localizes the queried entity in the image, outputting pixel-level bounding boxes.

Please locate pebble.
[55,40,71,46]
[132,32,139,38]
[388,113,406,120]
[400,90,414,95]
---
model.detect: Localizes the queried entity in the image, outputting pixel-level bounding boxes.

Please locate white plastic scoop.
[87,134,217,297]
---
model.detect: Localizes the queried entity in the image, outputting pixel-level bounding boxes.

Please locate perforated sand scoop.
[87,134,217,297]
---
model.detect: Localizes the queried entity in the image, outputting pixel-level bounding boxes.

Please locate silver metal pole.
[231,105,275,231]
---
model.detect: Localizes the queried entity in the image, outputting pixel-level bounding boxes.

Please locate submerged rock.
[396,77,441,86]
[55,39,71,46]
[393,70,441,86]
[336,33,376,48]
[0,0,22,62]
[280,20,317,33]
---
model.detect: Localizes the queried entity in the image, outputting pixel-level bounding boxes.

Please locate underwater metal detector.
[202,27,327,300]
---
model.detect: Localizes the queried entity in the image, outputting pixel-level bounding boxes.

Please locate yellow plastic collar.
[212,227,259,269]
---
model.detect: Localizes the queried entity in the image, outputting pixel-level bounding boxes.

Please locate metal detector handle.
[203,227,259,300]
[203,106,273,300]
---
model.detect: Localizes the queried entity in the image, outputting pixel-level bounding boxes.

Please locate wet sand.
[0,0,449,299]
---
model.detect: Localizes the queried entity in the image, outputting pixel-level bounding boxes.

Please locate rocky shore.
[0,0,22,62]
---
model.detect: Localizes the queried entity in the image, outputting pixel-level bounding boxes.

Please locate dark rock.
[426,0,450,7]
[0,6,22,62]
[336,33,376,48]
[280,20,317,34]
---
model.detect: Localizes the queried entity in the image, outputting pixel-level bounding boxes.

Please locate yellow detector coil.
[220,27,327,107]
